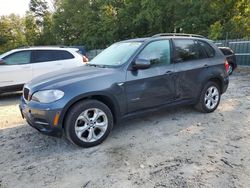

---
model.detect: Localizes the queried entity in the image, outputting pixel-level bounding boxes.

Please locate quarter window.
[3,51,31,65]
[137,40,171,66]
[196,41,208,59]
[174,39,199,62]
[198,41,215,58]
[33,50,74,63]
[220,48,233,56]
[60,50,75,59]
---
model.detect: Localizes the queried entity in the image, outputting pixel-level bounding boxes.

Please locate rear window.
[32,50,74,63]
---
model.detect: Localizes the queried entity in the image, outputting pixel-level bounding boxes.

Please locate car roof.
[0,47,79,59]
[121,38,150,43]
[10,47,79,53]
[17,46,78,51]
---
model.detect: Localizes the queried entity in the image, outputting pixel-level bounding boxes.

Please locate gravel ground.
[0,68,250,188]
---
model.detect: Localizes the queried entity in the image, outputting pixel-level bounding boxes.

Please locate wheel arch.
[206,77,224,94]
[59,92,121,129]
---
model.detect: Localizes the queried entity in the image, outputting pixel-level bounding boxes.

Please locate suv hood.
[26,66,116,91]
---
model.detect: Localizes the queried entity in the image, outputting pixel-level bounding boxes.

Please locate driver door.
[125,40,176,113]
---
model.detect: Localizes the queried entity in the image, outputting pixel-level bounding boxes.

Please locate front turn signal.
[53,112,60,127]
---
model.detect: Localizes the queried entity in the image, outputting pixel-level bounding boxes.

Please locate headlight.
[31,90,64,103]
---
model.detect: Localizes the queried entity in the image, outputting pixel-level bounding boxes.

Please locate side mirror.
[133,59,151,70]
[0,59,5,65]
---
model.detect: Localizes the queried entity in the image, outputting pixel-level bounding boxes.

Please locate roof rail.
[152,33,206,38]
[18,45,67,49]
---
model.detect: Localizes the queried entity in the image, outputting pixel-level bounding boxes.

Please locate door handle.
[22,66,31,69]
[165,71,173,75]
[204,64,209,68]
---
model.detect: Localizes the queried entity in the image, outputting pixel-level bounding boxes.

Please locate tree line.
[0,0,249,54]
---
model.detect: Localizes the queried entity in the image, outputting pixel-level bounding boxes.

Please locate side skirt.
[121,98,196,121]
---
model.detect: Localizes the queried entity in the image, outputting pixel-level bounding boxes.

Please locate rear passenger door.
[173,39,214,100]
[31,50,75,79]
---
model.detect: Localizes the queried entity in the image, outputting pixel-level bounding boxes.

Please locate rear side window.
[198,41,215,58]
[2,51,31,65]
[220,48,233,55]
[173,39,199,62]
[60,50,75,59]
[196,41,208,59]
[33,50,74,63]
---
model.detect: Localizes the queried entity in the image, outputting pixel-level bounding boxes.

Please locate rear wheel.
[195,82,221,113]
[64,100,113,147]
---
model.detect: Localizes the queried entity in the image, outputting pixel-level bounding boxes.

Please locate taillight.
[82,55,89,64]
[225,60,229,74]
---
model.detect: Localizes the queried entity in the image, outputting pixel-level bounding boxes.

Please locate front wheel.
[64,100,113,147]
[195,82,221,113]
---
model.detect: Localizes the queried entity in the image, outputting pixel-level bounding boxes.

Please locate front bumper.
[19,97,63,137]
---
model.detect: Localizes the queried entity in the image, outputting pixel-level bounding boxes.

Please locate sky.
[0,0,53,16]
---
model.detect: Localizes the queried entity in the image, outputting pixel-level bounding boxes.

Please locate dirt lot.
[0,68,250,188]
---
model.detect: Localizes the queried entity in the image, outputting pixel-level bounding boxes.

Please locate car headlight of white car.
[31,90,64,103]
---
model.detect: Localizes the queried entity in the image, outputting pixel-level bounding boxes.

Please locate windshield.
[89,42,142,67]
[0,51,10,59]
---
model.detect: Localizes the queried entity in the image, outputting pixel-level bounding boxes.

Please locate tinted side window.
[198,41,215,58]
[137,40,171,66]
[196,41,208,59]
[220,49,227,55]
[60,50,75,59]
[33,50,74,63]
[3,51,31,65]
[220,48,233,56]
[174,39,199,62]
[33,50,53,62]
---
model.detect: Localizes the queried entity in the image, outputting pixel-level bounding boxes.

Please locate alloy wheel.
[204,86,219,110]
[74,108,108,143]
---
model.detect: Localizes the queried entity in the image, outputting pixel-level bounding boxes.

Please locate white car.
[0,47,84,94]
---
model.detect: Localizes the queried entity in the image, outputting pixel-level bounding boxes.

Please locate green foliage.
[0,14,27,54]
[53,0,250,49]
[37,12,56,45]
[28,0,55,45]
[209,21,223,40]
[24,13,39,45]
[29,0,49,25]
[0,0,250,53]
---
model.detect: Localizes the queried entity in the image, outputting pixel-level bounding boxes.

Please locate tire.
[195,82,221,113]
[228,64,234,75]
[64,100,113,147]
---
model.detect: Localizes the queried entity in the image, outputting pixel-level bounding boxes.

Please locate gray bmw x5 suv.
[20,33,229,147]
